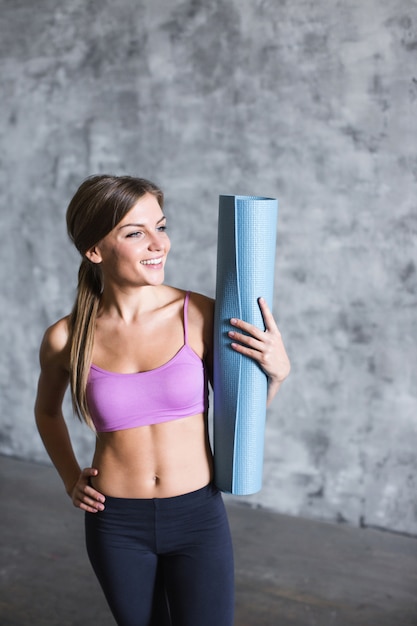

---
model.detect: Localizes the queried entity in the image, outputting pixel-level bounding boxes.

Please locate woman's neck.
[98,284,166,323]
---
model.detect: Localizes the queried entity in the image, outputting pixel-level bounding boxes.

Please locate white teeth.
[141,257,163,265]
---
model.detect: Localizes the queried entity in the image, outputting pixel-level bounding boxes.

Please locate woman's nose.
[148,232,164,249]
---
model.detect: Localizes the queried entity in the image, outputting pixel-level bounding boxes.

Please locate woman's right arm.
[34,320,105,512]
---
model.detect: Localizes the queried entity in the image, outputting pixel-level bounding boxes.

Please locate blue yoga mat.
[213,195,278,495]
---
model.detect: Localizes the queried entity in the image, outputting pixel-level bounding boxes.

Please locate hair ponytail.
[69,259,102,429]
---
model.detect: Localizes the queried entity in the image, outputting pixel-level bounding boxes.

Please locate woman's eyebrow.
[118,215,166,230]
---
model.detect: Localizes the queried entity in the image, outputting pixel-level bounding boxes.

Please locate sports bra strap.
[183,291,190,345]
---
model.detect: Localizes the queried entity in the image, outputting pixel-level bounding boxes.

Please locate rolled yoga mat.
[213,195,278,495]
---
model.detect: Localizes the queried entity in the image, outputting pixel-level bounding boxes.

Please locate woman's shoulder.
[186,291,214,347]
[162,285,214,313]
[188,290,214,309]
[39,316,71,370]
[179,289,213,322]
[162,286,214,358]
[162,285,213,326]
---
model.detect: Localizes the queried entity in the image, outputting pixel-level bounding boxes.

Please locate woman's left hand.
[228,297,290,405]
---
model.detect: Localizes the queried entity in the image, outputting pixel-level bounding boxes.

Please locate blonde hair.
[66,174,164,427]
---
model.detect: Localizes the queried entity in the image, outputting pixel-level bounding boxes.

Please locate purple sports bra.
[86,292,208,432]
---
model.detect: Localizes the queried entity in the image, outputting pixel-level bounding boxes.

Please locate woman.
[35,175,290,626]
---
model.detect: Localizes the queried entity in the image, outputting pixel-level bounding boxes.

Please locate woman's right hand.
[69,467,106,513]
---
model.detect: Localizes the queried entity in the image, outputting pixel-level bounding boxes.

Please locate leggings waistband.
[100,482,220,512]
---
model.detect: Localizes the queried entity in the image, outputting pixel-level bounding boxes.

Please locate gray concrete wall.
[1,0,416,534]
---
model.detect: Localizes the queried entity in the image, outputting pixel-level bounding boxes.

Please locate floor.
[1,455,417,626]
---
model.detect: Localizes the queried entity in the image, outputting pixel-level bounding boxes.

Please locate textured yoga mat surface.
[213,195,278,495]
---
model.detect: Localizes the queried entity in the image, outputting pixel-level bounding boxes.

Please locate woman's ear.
[85,245,103,264]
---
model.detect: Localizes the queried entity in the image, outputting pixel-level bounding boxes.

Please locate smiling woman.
[85,193,171,291]
[34,174,290,626]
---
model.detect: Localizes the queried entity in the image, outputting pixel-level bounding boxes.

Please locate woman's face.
[86,192,171,289]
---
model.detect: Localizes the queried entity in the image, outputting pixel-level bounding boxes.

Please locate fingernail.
[230,318,237,325]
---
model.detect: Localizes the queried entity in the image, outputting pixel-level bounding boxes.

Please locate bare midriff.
[90,412,213,498]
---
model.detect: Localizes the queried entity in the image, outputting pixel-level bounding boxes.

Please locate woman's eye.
[157,225,167,232]
[126,231,142,238]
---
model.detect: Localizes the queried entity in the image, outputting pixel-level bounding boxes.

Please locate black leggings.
[85,483,234,626]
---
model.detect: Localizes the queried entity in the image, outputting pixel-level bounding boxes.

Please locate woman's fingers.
[257,297,279,333]
[230,298,278,338]
[229,298,290,384]
[74,494,104,514]
[71,468,105,513]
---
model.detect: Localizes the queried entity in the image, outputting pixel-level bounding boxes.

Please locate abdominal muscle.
[90,412,214,499]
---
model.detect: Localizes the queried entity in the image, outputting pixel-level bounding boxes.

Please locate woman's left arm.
[228,297,291,406]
